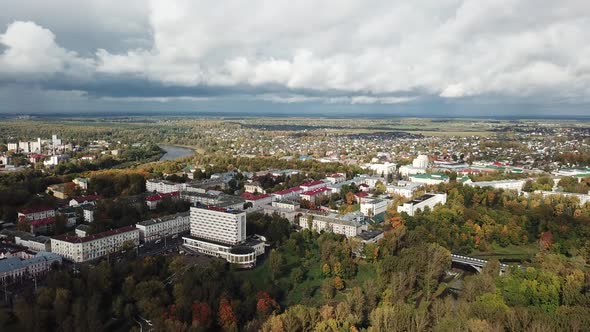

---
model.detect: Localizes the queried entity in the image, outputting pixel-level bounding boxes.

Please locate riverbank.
[158,144,195,161]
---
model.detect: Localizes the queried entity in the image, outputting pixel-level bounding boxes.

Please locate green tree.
[268,249,283,280]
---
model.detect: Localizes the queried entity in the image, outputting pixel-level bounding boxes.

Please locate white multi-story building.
[300,187,332,203]
[534,190,590,206]
[263,201,301,222]
[43,155,69,167]
[14,235,51,252]
[353,175,387,189]
[29,138,41,153]
[397,193,447,216]
[299,180,327,192]
[82,205,95,223]
[50,226,139,262]
[241,193,273,209]
[181,191,245,209]
[398,155,430,177]
[325,173,346,184]
[146,179,184,193]
[271,200,300,211]
[183,206,264,268]
[386,181,423,198]
[136,212,190,242]
[465,179,526,192]
[72,177,89,190]
[244,182,265,194]
[272,187,303,201]
[18,206,56,233]
[362,162,397,176]
[7,143,18,151]
[413,155,430,169]
[145,192,180,210]
[299,211,367,237]
[188,206,246,245]
[409,173,450,185]
[360,199,390,217]
[52,134,62,147]
[18,141,31,153]
[398,165,427,177]
[18,206,56,222]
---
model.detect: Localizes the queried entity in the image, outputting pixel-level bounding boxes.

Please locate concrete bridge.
[451,254,510,274]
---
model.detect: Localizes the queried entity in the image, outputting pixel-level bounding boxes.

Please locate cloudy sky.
[0,0,589,117]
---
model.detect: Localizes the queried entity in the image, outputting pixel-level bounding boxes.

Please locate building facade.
[241,193,273,209]
[360,199,389,217]
[0,252,62,283]
[298,211,367,237]
[397,193,447,216]
[136,212,190,242]
[244,182,265,194]
[272,187,303,201]
[386,181,423,198]
[146,179,184,193]
[17,207,56,234]
[465,179,526,192]
[188,206,246,245]
[182,206,264,268]
[50,226,139,262]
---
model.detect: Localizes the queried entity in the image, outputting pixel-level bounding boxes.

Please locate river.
[159,145,195,161]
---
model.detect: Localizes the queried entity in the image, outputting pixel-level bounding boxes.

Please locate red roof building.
[240,193,271,201]
[299,180,327,191]
[300,187,332,202]
[52,225,138,244]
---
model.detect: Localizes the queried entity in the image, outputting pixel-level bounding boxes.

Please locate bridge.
[451,254,510,274]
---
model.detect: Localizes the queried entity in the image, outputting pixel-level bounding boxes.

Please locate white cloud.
[254,94,416,104]
[99,96,209,103]
[2,0,590,104]
[0,21,94,79]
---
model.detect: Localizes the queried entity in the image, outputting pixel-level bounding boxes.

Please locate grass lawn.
[470,243,538,262]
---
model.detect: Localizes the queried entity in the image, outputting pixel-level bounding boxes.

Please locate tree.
[523,180,534,192]
[268,249,283,280]
[256,292,280,318]
[14,296,35,331]
[191,302,212,328]
[291,267,305,283]
[322,263,331,277]
[54,288,71,325]
[345,192,355,206]
[470,293,509,323]
[333,276,345,291]
[54,213,68,235]
[321,279,335,299]
[375,181,386,195]
[218,298,237,332]
[16,218,30,233]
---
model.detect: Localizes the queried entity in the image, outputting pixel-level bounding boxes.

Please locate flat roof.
[357,229,384,241]
[137,212,189,226]
[408,193,438,205]
[52,225,137,243]
[410,173,449,180]
[192,205,244,214]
